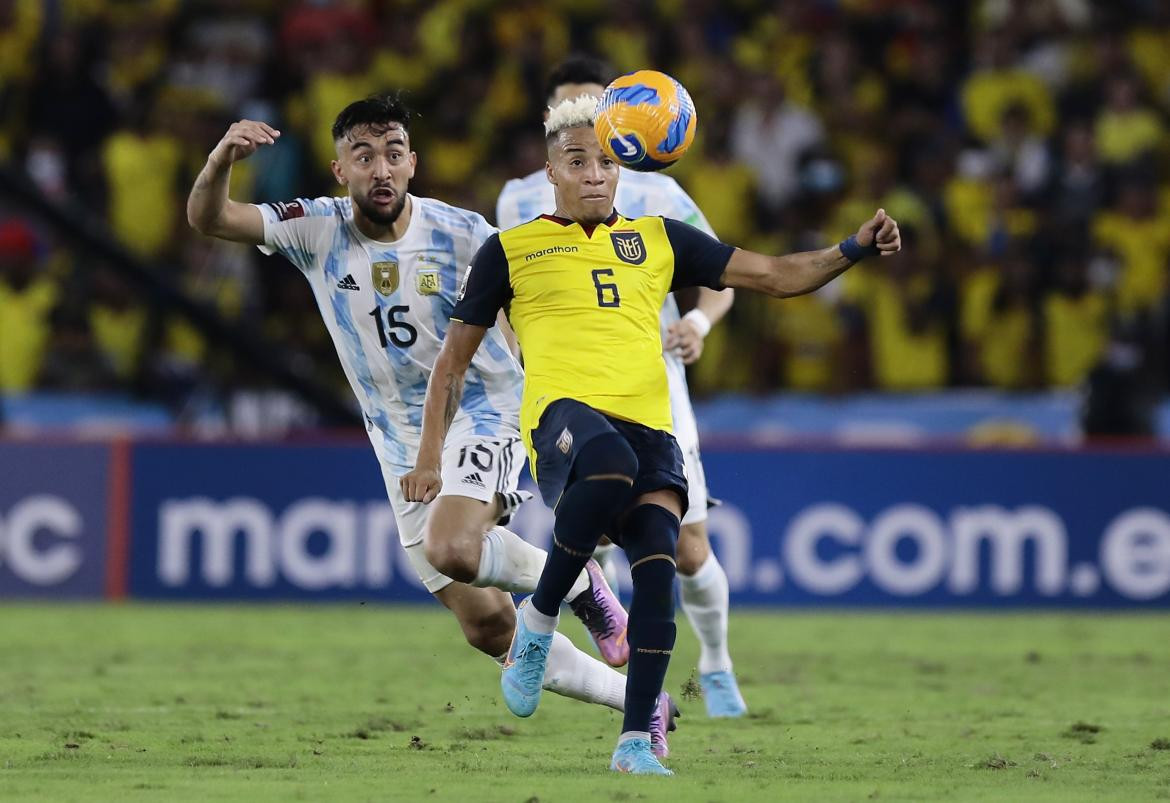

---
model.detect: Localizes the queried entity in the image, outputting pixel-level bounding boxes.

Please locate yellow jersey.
[452,211,731,446]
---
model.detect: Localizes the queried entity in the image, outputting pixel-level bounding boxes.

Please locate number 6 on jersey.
[591,268,621,308]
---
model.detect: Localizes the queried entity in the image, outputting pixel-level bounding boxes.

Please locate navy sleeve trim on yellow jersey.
[451,233,512,327]
[663,218,735,291]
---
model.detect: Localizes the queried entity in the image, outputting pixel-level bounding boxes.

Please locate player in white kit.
[186,93,679,753]
[495,58,747,717]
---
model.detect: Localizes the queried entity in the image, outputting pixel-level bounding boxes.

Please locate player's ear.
[545,160,556,186]
[330,159,346,187]
[408,151,417,179]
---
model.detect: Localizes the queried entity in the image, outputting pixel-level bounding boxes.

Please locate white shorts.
[667,361,709,527]
[680,442,709,526]
[376,434,526,593]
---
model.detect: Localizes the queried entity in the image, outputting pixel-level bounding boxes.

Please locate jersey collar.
[540,210,620,238]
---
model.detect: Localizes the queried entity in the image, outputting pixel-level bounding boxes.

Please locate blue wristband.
[839,234,879,263]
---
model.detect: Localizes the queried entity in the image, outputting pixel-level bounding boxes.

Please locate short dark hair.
[332,92,412,142]
[544,55,614,104]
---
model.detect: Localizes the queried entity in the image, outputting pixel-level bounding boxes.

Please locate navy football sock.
[530,477,633,616]
[621,504,680,734]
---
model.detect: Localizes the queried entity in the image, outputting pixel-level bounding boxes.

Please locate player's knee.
[423,523,482,583]
[462,604,515,656]
[623,503,680,611]
[675,523,710,576]
[623,503,680,565]
[574,432,638,484]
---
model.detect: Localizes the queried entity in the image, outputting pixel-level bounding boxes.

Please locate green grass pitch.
[2,605,1169,801]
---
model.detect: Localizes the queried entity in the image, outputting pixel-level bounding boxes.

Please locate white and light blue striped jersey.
[257,194,523,474]
[495,169,715,450]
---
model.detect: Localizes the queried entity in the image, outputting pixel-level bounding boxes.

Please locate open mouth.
[371,186,396,205]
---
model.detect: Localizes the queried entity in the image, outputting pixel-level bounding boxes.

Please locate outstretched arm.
[187,119,280,244]
[400,321,488,503]
[722,209,901,298]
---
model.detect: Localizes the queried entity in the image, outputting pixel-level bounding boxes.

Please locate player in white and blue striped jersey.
[186,94,679,750]
[496,58,748,718]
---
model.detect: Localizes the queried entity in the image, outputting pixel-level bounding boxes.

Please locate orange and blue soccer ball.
[594,70,697,172]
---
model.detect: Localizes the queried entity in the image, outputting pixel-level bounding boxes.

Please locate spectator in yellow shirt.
[961,29,1056,144]
[0,221,57,392]
[1092,176,1170,315]
[1094,72,1164,165]
[960,246,1042,389]
[1043,244,1110,387]
[842,227,952,390]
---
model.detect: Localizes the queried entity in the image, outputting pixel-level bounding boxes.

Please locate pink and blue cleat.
[649,691,680,758]
[568,559,629,667]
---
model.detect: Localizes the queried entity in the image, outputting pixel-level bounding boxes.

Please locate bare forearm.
[417,352,465,467]
[694,286,734,326]
[768,246,854,298]
[721,209,900,299]
[726,245,854,299]
[187,156,233,234]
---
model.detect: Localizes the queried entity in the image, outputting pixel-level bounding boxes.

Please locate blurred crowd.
[2,0,1170,422]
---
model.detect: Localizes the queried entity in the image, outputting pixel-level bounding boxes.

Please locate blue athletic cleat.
[610,737,674,776]
[700,670,747,718]
[501,597,552,717]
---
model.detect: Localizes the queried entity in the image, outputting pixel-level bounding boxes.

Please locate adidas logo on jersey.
[337,274,360,291]
[463,472,486,489]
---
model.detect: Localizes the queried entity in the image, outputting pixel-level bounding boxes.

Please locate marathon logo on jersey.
[265,201,305,222]
[610,231,646,265]
[525,245,579,262]
[416,269,440,296]
[371,261,399,296]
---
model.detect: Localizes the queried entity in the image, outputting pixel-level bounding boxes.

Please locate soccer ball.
[594,70,697,172]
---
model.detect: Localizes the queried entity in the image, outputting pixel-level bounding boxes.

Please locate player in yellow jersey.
[402,96,900,775]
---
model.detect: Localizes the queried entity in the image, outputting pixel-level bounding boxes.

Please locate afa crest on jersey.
[417,269,440,295]
[372,261,399,295]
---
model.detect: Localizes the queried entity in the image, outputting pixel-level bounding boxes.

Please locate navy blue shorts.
[529,398,688,516]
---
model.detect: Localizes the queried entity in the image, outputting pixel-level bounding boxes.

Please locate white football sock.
[472,526,590,602]
[566,566,591,602]
[522,600,559,634]
[618,730,650,746]
[592,541,623,592]
[679,551,733,675]
[542,631,625,710]
[471,526,546,592]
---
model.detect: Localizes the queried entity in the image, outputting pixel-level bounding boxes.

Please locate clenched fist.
[856,208,901,256]
[400,464,442,503]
